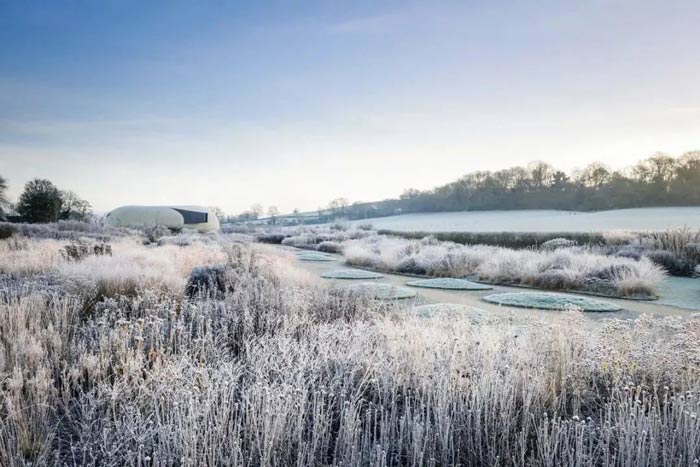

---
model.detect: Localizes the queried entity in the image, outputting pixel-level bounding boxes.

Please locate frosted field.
[350,207,700,232]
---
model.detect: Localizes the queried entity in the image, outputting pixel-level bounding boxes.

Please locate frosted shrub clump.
[339,282,417,299]
[317,240,343,254]
[281,234,318,248]
[343,235,664,298]
[541,237,578,250]
[264,225,375,250]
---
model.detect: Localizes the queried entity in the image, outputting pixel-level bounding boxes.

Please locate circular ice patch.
[482,292,622,312]
[322,269,384,280]
[297,252,335,262]
[414,303,489,323]
[405,278,492,290]
[341,282,417,300]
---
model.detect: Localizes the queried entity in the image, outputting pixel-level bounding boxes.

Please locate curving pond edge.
[482,292,622,312]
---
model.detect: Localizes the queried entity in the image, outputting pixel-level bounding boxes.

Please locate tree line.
[329,151,700,221]
[0,177,92,223]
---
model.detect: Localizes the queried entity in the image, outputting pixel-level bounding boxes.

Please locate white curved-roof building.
[104,205,220,232]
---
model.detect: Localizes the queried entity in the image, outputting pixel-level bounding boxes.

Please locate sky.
[1,0,699,215]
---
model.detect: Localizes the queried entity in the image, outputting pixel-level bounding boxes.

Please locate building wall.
[105,205,220,232]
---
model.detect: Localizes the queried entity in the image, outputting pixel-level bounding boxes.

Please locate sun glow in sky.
[1,0,699,214]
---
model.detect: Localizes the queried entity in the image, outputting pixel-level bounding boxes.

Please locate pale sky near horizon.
[1,0,699,214]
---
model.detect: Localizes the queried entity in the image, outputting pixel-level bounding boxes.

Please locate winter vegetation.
[412,303,490,323]
[259,222,700,279]
[380,228,700,277]
[342,235,665,299]
[1,224,700,466]
[274,226,374,249]
[0,220,135,242]
[483,292,623,312]
[380,229,613,249]
[0,177,92,223]
[338,282,417,300]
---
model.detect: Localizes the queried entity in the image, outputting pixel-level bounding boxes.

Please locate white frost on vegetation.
[343,235,665,298]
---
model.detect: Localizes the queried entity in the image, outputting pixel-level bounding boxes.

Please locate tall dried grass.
[1,234,699,466]
[343,236,665,298]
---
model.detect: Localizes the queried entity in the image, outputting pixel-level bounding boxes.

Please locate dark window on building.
[173,208,208,224]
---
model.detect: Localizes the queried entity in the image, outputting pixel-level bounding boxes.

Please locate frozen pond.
[657,276,700,311]
[350,207,700,232]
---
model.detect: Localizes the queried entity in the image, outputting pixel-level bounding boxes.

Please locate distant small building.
[104,205,220,232]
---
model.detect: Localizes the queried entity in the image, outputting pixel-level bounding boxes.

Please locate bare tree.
[676,151,700,186]
[527,161,555,189]
[60,190,93,221]
[633,152,677,189]
[267,206,279,225]
[578,162,611,188]
[328,197,349,215]
[400,189,421,200]
[249,203,264,220]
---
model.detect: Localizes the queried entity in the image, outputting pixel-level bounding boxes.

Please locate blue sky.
[1,0,699,214]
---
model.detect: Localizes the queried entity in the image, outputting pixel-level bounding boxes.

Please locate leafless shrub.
[143,225,172,244]
[61,239,111,262]
[317,240,343,254]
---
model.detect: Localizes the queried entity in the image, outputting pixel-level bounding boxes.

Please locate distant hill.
[286,151,700,225]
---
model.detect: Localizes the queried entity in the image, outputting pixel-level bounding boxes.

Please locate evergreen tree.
[16,178,63,223]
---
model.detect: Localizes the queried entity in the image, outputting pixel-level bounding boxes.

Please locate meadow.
[1,222,700,466]
[344,207,700,233]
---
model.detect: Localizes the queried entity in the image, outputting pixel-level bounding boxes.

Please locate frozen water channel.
[345,207,700,232]
[283,246,700,321]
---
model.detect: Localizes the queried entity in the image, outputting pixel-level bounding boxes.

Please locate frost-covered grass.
[380,227,700,277]
[261,225,375,249]
[405,277,493,290]
[3,232,700,466]
[343,236,665,298]
[0,220,135,241]
[413,303,490,323]
[483,292,623,312]
[618,228,700,276]
[321,268,384,279]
